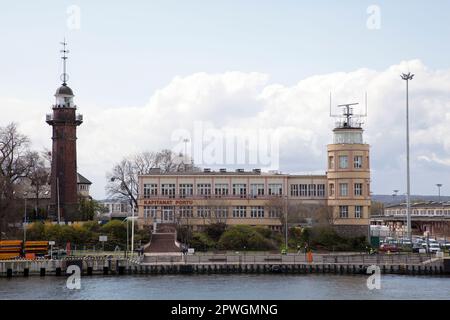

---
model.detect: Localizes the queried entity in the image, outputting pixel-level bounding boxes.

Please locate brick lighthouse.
[46,41,83,222]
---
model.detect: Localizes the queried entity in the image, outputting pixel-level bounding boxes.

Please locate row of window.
[143,183,284,198]
[329,183,366,197]
[339,205,364,219]
[104,203,129,213]
[143,206,282,219]
[386,209,450,216]
[329,155,364,170]
[290,184,326,197]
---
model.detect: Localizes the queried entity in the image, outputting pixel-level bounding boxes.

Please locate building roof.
[55,84,74,96]
[385,201,450,209]
[139,168,326,179]
[77,173,92,185]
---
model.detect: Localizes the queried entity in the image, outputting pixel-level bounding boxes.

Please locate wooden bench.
[264,258,282,262]
[208,258,227,262]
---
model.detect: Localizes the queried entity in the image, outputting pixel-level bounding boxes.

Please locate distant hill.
[372,194,450,205]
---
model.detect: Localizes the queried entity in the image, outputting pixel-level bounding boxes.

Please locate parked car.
[412,244,423,253]
[379,244,400,253]
[428,243,441,253]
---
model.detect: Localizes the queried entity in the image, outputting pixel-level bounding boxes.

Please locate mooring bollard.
[23,268,29,277]
[40,268,46,277]
[87,267,93,276]
[103,266,109,275]
[7,268,13,278]
[118,266,125,275]
[55,267,62,276]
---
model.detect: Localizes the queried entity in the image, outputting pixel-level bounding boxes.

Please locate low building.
[137,106,371,237]
[98,199,132,221]
[371,201,450,237]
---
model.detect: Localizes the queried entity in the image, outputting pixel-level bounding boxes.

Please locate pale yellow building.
[137,109,371,237]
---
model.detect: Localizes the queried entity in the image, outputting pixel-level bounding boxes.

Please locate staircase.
[144,223,181,253]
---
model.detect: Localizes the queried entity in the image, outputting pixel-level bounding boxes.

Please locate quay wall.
[0,255,448,277]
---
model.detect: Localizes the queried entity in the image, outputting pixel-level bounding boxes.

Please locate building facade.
[137,106,371,237]
[371,201,450,237]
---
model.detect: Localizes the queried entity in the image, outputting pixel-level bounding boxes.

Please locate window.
[197,183,211,196]
[143,183,157,198]
[214,184,229,196]
[232,206,247,218]
[179,184,193,198]
[250,184,265,196]
[197,206,211,218]
[161,184,175,198]
[339,183,348,197]
[179,206,193,218]
[144,206,157,219]
[268,183,282,196]
[269,207,281,218]
[299,184,308,197]
[354,183,363,196]
[317,184,325,197]
[308,184,316,197]
[354,156,363,169]
[290,184,299,197]
[355,206,362,219]
[339,155,348,169]
[329,184,335,196]
[233,184,247,197]
[214,207,228,218]
[250,206,265,218]
[162,206,174,221]
[339,206,349,218]
[328,156,334,169]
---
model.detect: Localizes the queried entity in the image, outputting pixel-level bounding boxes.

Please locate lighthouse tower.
[46,41,83,222]
[326,101,371,238]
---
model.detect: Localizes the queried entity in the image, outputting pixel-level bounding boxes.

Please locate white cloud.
[1,61,449,198]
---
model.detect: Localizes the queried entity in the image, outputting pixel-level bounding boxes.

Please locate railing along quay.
[1,253,448,277]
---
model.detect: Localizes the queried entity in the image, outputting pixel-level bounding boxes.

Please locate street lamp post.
[436,184,442,203]
[23,192,27,246]
[56,177,61,224]
[110,177,137,258]
[401,72,414,241]
[284,196,288,252]
[131,202,135,257]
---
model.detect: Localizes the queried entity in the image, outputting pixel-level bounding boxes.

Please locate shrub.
[218,225,276,251]
[189,232,215,251]
[204,223,227,242]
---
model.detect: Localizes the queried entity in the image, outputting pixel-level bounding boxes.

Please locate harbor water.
[0,274,449,300]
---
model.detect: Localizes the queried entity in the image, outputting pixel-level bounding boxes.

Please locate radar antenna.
[329,92,368,128]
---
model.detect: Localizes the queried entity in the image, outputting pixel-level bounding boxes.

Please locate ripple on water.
[0,274,449,300]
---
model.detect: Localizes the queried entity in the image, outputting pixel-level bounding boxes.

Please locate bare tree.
[0,123,33,238]
[27,151,50,218]
[106,149,192,208]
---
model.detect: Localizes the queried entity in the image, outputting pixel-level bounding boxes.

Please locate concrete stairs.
[144,223,181,254]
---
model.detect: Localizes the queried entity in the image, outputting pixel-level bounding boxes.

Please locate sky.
[0,0,449,199]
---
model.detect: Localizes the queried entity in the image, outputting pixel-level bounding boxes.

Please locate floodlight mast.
[401,72,414,241]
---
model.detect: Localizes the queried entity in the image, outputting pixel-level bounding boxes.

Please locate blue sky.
[1,1,449,198]
[1,0,449,106]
